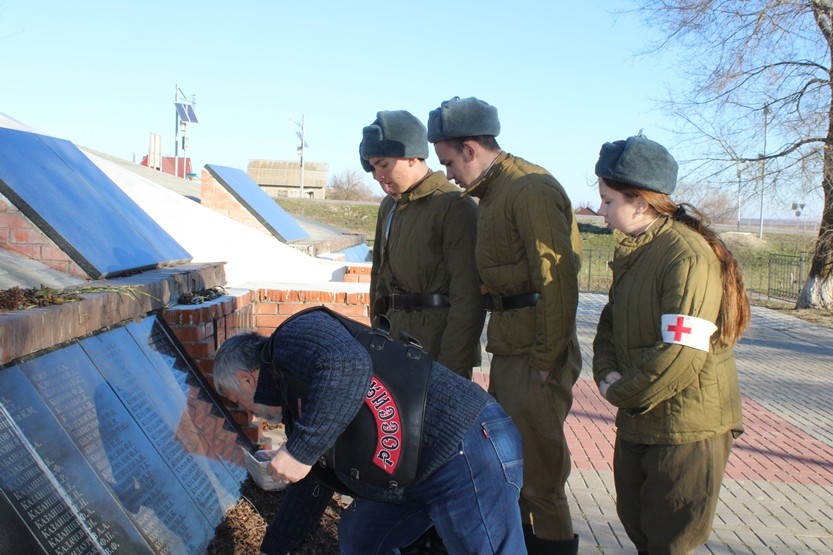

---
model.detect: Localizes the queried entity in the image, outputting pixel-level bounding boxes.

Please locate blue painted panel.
[206,164,309,243]
[0,127,191,279]
[338,243,371,262]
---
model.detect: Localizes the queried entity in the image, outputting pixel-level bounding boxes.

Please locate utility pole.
[174,84,180,180]
[758,104,769,239]
[290,115,308,198]
[736,166,742,232]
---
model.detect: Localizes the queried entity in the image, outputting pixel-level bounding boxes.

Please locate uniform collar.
[465,151,509,199]
[399,170,445,203]
[614,216,673,250]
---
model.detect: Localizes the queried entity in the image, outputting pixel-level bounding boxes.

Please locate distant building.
[247,159,328,199]
[140,155,194,179]
[574,206,598,217]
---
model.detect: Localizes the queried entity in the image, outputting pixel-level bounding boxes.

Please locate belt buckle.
[389,293,402,311]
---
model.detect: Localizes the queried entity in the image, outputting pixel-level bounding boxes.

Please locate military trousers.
[488,353,575,541]
[614,432,734,555]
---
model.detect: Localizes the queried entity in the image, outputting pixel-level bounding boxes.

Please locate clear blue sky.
[0,1,719,213]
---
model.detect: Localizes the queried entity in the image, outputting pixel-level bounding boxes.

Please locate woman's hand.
[598,371,622,399]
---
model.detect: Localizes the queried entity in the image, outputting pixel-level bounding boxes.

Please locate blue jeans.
[338,401,526,554]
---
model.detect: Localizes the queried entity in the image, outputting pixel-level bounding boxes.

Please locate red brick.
[0,213,32,229]
[256,314,289,329]
[169,322,212,343]
[9,228,44,244]
[5,243,41,258]
[257,302,279,315]
[40,245,72,262]
[302,290,338,303]
[346,265,372,275]
[324,303,369,318]
[278,302,322,315]
[188,339,216,359]
[346,292,370,305]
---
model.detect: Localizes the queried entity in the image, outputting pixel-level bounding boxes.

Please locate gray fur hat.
[359,144,373,172]
[426,96,500,143]
[594,135,678,195]
[360,110,428,161]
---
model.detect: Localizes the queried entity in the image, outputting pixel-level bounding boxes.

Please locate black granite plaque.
[0,314,251,554]
[205,163,308,243]
[80,325,242,524]
[0,365,152,554]
[126,317,249,476]
[0,127,191,279]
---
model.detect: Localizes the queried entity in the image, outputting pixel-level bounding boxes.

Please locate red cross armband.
[660,314,718,352]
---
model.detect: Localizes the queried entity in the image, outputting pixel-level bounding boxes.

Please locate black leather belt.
[483,292,539,311]
[375,293,451,313]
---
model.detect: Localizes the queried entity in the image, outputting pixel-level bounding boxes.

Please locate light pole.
[174,84,198,179]
[758,104,770,239]
[290,115,309,198]
[736,166,742,232]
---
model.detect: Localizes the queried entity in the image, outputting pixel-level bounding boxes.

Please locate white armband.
[660,313,717,352]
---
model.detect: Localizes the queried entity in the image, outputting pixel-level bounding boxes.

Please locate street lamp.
[736,166,742,232]
[289,115,309,198]
[758,104,770,239]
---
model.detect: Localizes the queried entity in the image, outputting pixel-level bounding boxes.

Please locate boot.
[523,524,579,555]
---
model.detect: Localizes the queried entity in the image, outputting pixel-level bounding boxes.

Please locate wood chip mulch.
[207,476,341,554]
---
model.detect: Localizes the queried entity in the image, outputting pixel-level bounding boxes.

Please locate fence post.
[800,254,805,285]
[587,250,593,291]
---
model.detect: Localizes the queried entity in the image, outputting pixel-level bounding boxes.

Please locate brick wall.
[0,193,88,278]
[199,168,274,238]
[343,264,372,284]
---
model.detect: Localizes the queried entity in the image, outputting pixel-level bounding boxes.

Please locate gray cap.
[594,135,678,195]
[426,96,500,143]
[360,110,428,161]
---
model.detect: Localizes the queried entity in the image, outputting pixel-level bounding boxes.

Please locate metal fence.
[761,253,809,303]
[579,249,614,293]
[579,249,809,304]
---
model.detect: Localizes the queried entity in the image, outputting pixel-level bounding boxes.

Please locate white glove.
[241,449,288,491]
[598,371,622,399]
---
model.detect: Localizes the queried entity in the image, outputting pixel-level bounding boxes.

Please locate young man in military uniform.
[428,96,583,555]
[362,109,484,379]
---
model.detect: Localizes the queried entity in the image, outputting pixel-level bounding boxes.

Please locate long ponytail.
[665,202,751,346]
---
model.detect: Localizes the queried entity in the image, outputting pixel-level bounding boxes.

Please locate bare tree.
[327,169,376,201]
[631,0,833,309]
[674,181,737,225]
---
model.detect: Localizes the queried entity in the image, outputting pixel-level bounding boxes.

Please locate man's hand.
[598,371,622,399]
[267,444,312,484]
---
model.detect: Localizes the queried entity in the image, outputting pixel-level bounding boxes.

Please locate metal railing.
[578,249,809,304]
[763,253,808,303]
[579,249,614,293]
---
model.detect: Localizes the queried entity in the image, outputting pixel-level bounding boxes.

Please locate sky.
[1,0,817,219]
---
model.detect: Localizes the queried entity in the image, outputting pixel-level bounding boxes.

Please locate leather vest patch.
[366,376,403,474]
